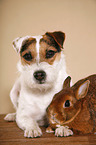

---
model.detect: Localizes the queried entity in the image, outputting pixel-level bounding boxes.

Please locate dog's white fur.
[4,32,69,138]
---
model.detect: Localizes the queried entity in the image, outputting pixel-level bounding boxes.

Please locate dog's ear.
[45,31,65,49]
[12,36,30,53]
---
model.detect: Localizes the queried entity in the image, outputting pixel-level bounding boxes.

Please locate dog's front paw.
[55,126,73,137]
[4,113,16,121]
[24,127,42,138]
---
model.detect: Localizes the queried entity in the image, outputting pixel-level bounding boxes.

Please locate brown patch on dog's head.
[15,31,65,65]
[20,38,37,65]
[39,31,65,65]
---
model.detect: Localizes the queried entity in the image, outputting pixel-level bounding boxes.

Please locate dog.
[4,31,69,138]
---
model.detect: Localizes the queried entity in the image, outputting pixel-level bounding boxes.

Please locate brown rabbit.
[46,74,96,137]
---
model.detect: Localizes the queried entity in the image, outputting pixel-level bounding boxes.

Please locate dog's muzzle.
[33,70,46,84]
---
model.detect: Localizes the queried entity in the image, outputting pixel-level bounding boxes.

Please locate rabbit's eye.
[64,100,70,108]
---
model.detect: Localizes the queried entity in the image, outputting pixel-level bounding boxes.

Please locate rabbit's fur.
[47,75,96,135]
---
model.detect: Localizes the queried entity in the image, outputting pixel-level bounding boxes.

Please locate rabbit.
[46,74,96,137]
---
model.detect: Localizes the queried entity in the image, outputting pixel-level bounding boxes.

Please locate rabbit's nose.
[52,113,56,119]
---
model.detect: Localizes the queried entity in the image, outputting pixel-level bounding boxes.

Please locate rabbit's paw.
[46,126,54,133]
[55,126,73,137]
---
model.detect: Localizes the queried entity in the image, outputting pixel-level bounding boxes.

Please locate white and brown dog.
[5,31,69,138]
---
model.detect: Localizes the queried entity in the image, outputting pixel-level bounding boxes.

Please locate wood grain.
[0,115,96,145]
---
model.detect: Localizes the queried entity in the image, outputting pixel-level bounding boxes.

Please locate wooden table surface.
[0,115,96,145]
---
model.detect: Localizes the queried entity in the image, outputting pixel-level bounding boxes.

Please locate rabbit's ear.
[63,76,71,89]
[76,80,90,100]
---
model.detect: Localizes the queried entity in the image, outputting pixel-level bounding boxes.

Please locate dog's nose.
[33,70,46,83]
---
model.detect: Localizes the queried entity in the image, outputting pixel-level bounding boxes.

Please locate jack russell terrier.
[4,31,69,138]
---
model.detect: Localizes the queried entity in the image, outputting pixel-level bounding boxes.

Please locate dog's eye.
[23,52,32,61]
[46,50,56,59]
[64,100,71,108]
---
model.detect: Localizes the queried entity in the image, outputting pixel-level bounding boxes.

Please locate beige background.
[0,0,96,114]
